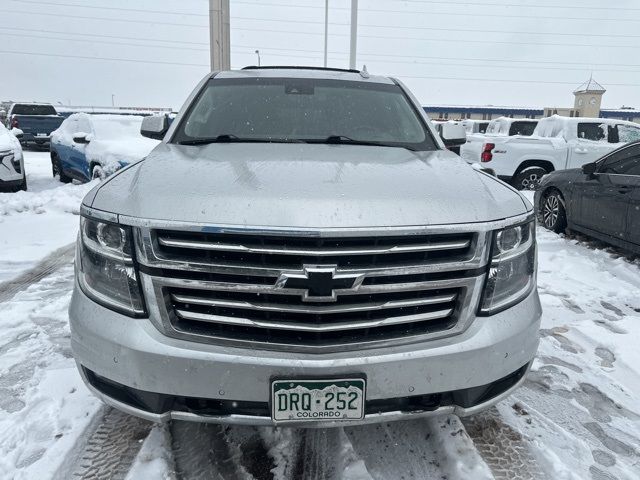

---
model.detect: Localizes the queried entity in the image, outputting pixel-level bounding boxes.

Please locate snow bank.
[0,152,94,282]
[0,181,95,217]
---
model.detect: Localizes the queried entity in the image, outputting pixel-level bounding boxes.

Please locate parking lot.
[0,150,638,479]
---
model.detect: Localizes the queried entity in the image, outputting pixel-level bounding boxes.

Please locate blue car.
[50,113,159,183]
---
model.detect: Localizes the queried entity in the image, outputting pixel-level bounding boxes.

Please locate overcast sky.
[1,0,639,111]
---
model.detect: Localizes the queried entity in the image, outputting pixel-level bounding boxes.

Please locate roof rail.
[241,65,361,74]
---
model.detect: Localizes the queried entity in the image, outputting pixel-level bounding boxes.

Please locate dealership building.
[423,77,640,123]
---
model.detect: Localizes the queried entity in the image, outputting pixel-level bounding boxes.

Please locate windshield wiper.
[178,135,306,145]
[306,135,413,150]
[178,134,243,145]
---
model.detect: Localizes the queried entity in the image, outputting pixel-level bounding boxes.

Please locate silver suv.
[69,67,541,427]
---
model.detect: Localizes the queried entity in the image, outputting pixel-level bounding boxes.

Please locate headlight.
[77,216,146,316]
[479,220,536,315]
[0,150,21,174]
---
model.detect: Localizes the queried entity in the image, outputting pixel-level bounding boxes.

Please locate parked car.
[0,123,26,192]
[431,120,467,154]
[6,103,64,148]
[535,141,640,254]
[461,119,489,135]
[50,113,160,183]
[461,117,538,168]
[467,115,640,190]
[69,67,541,427]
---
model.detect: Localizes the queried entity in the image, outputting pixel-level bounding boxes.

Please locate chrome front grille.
[136,226,490,352]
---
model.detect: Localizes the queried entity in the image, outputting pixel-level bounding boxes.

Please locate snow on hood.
[85,115,159,173]
[52,114,159,174]
[88,143,530,228]
[0,123,22,157]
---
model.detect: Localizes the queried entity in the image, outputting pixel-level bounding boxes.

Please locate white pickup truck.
[460,117,538,167]
[462,115,640,189]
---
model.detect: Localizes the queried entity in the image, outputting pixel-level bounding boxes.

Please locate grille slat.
[157,236,471,256]
[139,227,487,351]
[171,292,457,314]
[174,307,454,332]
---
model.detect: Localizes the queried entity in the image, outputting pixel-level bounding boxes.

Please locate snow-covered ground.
[0,151,96,283]
[0,156,638,479]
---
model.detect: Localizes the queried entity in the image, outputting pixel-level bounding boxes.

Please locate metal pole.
[255,49,261,66]
[111,94,115,107]
[323,0,329,67]
[209,0,230,71]
[349,0,358,69]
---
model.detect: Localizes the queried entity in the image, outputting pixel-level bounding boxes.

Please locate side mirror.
[582,162,597,177]
[440,123,467,147]
[73,133,90,144]
[141,115,169,140]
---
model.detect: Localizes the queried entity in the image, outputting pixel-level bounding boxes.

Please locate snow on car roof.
[70,113,146,139]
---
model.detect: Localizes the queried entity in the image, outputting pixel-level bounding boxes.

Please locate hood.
[88,143,530,229]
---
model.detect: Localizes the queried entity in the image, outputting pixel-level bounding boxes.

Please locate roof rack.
[241,65,361,74]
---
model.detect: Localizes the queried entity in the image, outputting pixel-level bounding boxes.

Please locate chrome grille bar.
[157,236,470,256]
[151,275,471,297]
[174,308,455,333]
[171,292,457,314]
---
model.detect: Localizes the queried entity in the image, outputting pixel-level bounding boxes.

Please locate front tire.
[513,167,548,191]
[91,164,106,181]
[541,190,567,233]
[52,155,71,183]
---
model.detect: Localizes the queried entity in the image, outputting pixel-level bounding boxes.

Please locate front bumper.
[17,133,50,145]
[70,283,541,426]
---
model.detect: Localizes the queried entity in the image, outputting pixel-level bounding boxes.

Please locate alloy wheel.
[521,172,541,190]
[543,194,560,229]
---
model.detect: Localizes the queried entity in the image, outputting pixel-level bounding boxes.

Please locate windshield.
[172,77,436,150]
[11,104,57,116]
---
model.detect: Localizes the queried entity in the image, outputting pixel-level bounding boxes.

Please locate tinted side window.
[600,145,640,175]
[508,122,537,136]
[578,123,607,141]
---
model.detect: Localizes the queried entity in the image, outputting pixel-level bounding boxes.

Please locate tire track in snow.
[345,415,492,479]
[56,407,152,480]
[463,407,546,480]
[170,422,276,480]
[0,242,74,303]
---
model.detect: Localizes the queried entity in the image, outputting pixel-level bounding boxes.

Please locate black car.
[534,141,640,254]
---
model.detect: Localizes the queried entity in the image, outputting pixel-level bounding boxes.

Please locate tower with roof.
[573,76,606,118]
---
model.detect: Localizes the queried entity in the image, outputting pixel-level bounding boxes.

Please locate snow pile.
[0,180,95,217]
[0,152,93,282]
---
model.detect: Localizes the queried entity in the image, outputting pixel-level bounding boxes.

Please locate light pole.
[255,49,261,66]
[323,0,328,67]
[209,0,230,71]
[111,94,115,107]
[349,0,358,69]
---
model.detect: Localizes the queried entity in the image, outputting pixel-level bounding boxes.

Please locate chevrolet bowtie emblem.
[275,265,364,302]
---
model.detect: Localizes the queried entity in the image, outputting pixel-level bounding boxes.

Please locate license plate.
[271,378,365,422]
[36,133,47,137]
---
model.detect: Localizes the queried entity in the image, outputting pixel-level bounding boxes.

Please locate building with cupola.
[422,77,640,123]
